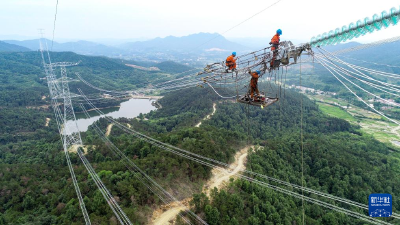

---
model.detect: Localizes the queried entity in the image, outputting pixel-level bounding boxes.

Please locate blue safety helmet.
[277,29,282,35]
[256,70,261,74]
[232,52,236,56]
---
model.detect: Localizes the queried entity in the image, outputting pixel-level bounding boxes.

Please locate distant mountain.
[119,32,249,53]
[4,39,47,51]
[4,39,124,56]
[2,34,250,64]
[0,41,30,52]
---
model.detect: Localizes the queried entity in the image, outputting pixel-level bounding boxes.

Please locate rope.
[206,83,236,99]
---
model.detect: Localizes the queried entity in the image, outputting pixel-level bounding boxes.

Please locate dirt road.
[151,145,253,225]
[203,145,251,196]
[106,124,113,137]
[45,118,51,127]
[195,103,216,127]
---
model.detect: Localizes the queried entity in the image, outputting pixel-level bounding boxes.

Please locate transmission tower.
[39,38,91,225]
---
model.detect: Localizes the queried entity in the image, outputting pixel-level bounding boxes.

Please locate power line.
[193,0,284,50]
[78,88,399,223]
[51,0,59,51]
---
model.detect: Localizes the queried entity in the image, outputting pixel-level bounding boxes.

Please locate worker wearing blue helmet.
[248,70,261,101]
[225,52,237,71]
[269,29,282,68]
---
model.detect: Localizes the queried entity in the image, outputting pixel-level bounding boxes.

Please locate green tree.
[205,205,220,225]
[0,213,5,225]
[322,213,339,225]
[22,195,35,210]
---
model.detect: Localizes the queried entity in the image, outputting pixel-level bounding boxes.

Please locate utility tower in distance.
[39,38,91,225]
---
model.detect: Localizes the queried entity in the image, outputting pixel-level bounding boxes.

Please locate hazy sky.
[1,0,400,44]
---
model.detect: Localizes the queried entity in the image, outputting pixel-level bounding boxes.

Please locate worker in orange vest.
[249,70,260,101]
[226,52,237,71]
[269,29,282,69]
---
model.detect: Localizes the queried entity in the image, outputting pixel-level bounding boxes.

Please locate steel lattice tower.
[39,39,91,225]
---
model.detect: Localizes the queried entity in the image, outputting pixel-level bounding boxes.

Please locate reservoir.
[66,98,156,133]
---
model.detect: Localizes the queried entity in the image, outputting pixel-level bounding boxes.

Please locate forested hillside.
[1,50,399,225]
[0,51,192,107]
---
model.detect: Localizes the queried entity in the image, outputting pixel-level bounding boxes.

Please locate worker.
[248,70,260,101]
[269,29,282,68]
[226,52,237,71]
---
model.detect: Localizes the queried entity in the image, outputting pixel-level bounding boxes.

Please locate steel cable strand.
[152,77,210,89]
[77,89,394,218]
[40,43,92,224]
[308,59,400,101]
[77,95,392,225]
[154,81,204,90]
[315,52,400,108]
[80,105,204,225]
[319,45,400,79]
[315,56,400,127]
[76,68,201,94]
[232,172,391,225]
[90,127,197,225]
[340,63,400,79]
[81,104,202,225]
[150,74,201,89]
[338,55,400,69]
[316,55,400,95]
[353,67,400,79]
[302,36,400,64]
[341,62,400,77]
[153,70,202,88]
[76,148,133,225]
[315,55,400,126]
[319,56,400,80]
[75,73,133,95]
[331,36,400,55]
[138,68,205,88]
[316,53,400,107]
[80,88,363,210]
[104,101,400,220]
[316,56,400,99]
[320,59,400,94]
[84,123,195,225]
[315,54,400,89]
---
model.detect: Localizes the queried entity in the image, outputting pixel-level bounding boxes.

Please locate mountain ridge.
[0,41,30,52]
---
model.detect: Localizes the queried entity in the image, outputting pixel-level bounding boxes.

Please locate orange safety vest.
[250,72,259,88]
[226,55,236,65]
[270,34,280,50]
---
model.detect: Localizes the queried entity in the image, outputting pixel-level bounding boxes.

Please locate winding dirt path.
[151,145,253,225]
[45,118,51,127]
[203,145,251,196]
[195,103,216,127]
[106,124,113,137]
